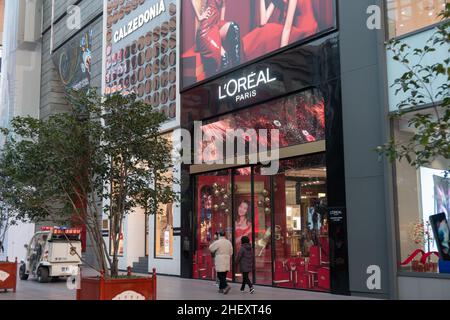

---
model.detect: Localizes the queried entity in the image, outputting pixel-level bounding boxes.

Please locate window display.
[200,89,325,163]
[393,108,449,274]
[193,154,330,291]
[429,213,450,261]
[155,133,174,258]
[272,155,329,291]
[155,203,174,258]
[386,0,447,38]
[110,221,124,257]
[194,170,232,280]
[181,0,335,88]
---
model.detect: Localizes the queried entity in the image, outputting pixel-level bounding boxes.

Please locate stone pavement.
[0,273,370,300]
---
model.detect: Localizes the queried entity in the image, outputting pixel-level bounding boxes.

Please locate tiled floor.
[155,276,367,300]
[0,272,370,300]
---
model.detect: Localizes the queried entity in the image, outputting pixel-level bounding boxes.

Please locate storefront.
[102,0,181,275]
[180,0,350,295]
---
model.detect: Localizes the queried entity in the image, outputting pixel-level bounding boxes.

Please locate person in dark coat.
[236,236,254,293]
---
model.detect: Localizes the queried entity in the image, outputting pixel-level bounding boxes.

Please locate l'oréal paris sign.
[219,68,277,103]
[113,0,166,44]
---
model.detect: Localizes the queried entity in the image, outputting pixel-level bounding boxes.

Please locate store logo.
[218,68,277,103]
[113,0,166,43]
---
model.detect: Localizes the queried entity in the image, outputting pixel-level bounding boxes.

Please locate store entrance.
[193,154,330,291]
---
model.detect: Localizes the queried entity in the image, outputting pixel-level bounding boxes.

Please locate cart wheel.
[19,264,29,280]
[37,267,50,283]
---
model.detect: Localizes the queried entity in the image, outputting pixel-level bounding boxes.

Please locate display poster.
[181,0,335,88]
[429,213,450,261]
[53,29,93,91]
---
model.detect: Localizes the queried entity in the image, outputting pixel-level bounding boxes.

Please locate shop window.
[200,89,325,163]
[386,0,447,38]
[155,203,174,258]
[393,108,449,274]
[155,133,174,259]
[272,155,329,291]
[193,153,330,291]
[194,170,233,281]
[109,219,124,257]
[253,167,273,286]
[233,167,253,283]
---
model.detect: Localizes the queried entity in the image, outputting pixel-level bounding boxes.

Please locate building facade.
[0,0,41,262]
[178,0,449,299]
[383,0,450,299]
[1,0,447,299]
[101,0,182,275]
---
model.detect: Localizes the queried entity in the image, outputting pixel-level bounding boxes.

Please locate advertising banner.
[104,0,177,121]
[181,0,335,89]
[53,29,93,91]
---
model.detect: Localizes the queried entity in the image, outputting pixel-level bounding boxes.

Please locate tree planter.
[0,258,17,292]
[77,268,157,300]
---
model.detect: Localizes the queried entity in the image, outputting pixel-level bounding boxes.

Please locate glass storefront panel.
[386,0,447,38]
[155,203,174,258]
[193,154,330,292]
[233,167,253,283]
[273,155,329,291]
[155,133,174,259]
[200,89,326,163]
[394,108,449,274]
[254,167,273,285]
[194,170,233,280]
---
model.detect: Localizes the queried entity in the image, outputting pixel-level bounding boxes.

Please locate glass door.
[233,167,253,283]
[272,155,329,291]
[194,170,232,280]
[253,166,273,285]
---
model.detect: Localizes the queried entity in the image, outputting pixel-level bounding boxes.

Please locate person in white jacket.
[209,231,233,294]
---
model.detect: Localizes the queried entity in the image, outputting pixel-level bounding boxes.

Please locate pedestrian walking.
[211,232,220,287]
[236,236,255,294]
[209,231,233,294]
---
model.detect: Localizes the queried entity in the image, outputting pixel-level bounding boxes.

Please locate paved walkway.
[0,274,370,300]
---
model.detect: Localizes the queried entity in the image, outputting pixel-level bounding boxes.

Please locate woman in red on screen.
[191,0,241,76]
[235,200,252,252]
[243,0,318,61]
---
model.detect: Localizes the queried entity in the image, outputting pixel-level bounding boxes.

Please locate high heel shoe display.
[220,51,229,71]
[224,22,241,67]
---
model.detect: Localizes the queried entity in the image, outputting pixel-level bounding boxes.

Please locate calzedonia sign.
[113,0,166,44]
[218,68,277,103]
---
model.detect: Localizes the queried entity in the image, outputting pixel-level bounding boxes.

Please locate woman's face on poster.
[238,201,249,218]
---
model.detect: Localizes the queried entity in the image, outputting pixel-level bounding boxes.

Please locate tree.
[0,90,178,277]
[378,5,449,169]
[0,206,17,255]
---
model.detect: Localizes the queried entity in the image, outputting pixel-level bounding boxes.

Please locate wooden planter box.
[77,268,157,300]
[0,258,17,292]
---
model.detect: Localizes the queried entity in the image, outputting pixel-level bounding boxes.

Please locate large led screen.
[181,0,335,89]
